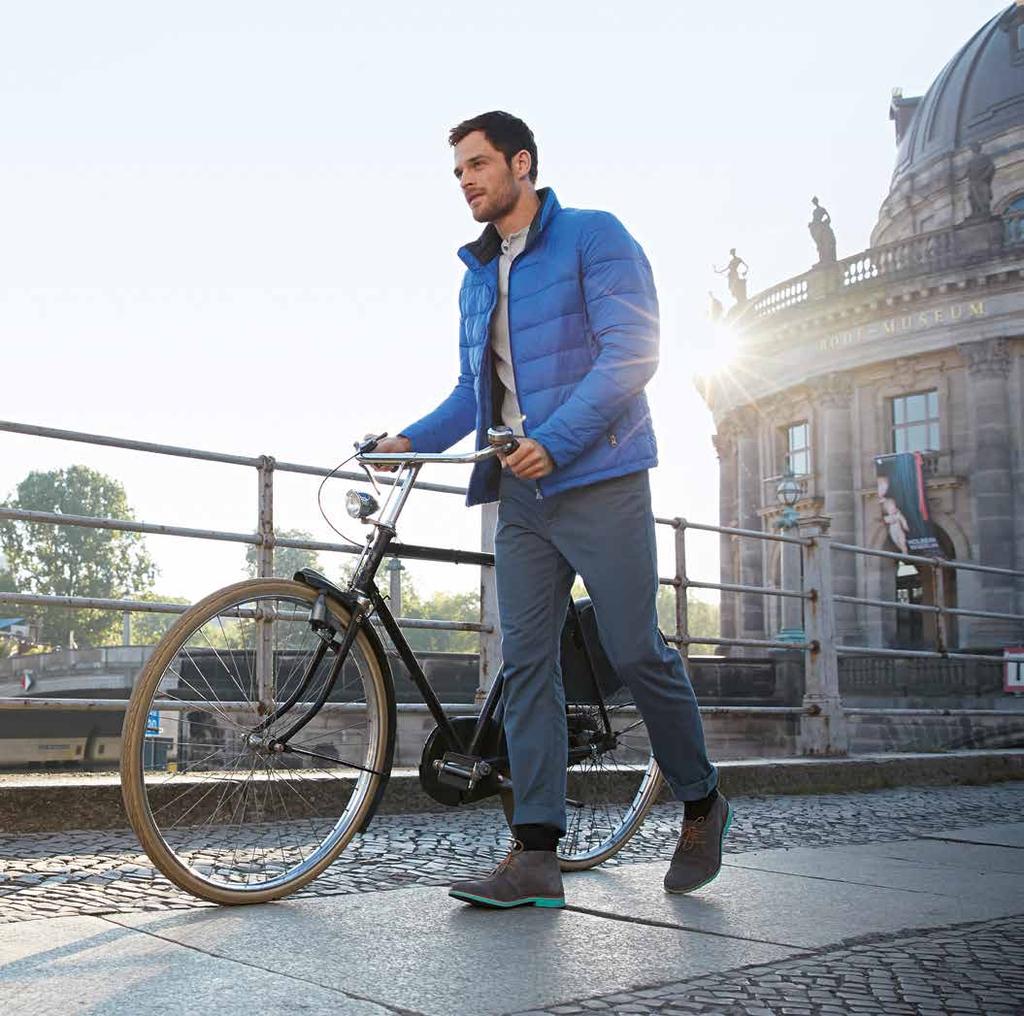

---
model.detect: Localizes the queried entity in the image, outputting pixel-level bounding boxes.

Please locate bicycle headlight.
[345,490,379,519]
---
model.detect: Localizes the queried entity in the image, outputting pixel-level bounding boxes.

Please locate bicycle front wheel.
[121,579,393,905]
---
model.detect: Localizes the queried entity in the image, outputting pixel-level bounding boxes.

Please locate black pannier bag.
[559,597,627,704]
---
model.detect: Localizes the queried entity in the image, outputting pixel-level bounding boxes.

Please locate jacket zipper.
[504,254,544,500]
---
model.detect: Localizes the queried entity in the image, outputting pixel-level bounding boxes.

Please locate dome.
[892,5,1024,183]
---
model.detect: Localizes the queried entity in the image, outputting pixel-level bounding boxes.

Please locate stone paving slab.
[566,845,1024,950]
[0,914,392,1016]
[917,820,1024,848]
[853,838,1023,872]
[720,842,1024,903]
[104,894,795,1016]
[2,824,1023,1015]
[518,915,1024,1016]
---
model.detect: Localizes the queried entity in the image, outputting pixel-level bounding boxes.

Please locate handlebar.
[355,427,519,467]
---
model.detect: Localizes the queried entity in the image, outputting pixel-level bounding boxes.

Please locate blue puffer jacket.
[402,188,659,506]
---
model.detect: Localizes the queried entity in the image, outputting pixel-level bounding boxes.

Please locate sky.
[0,0,1001,608]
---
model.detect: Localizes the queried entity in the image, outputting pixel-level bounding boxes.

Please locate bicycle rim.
[558,690,663,870]
[121,579,391,904]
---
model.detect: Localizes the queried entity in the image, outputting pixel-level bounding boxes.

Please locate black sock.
[684,788,719,821]
[514,823,560,852]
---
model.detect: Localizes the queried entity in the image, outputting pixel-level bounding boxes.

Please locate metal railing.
[690,508,1024,753]
[2,419,1022,760]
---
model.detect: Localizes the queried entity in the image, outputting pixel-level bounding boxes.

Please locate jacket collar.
[458,187,560,269]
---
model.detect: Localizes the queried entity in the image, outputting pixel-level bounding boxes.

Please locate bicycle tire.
[121,578,393,905]
[556,600,666,870]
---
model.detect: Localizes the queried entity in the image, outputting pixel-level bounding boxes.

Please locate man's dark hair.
[449,111,538,183]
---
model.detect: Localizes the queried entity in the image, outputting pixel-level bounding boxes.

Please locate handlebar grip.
[356,431,388,454]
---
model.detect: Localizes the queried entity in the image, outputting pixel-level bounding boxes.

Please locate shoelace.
[676,816,708,853]
[491,839,525,876]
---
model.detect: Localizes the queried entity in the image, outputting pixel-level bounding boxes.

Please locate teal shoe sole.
[664,802,734,895]
[449,890,565,909]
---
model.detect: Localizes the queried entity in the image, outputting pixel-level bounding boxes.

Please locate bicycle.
[120,427,664,905]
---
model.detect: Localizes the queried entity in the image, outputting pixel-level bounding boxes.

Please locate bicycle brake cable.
[316,449,367,550]
[316,432,396,551]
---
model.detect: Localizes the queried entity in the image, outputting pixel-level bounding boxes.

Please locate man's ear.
[514,149,533,182]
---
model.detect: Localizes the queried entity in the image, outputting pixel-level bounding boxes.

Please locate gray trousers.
[495,469,718,833]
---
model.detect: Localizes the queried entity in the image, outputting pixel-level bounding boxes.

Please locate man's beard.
[475,177,519,224]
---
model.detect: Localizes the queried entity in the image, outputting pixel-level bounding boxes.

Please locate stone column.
[958,338,1022,646]
[815,372,859,643]
[713,422,739,641]
[735,407,765,643]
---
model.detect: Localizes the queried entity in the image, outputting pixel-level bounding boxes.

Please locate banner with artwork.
[874,452,945,557]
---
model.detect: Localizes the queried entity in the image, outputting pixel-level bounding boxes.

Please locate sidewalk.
[1,786,1022,1014]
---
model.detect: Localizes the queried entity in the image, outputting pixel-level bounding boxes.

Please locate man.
[374,111,728,908]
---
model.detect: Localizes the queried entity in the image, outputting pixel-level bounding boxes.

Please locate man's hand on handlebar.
[501,437,555,480]
[370,434,412,472]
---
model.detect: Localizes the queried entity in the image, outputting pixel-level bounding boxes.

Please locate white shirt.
[490,225,529,436]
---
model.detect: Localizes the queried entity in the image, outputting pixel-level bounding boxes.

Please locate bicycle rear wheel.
[120,579,393,905]
[558,691,663,870]
[556,599,664,870]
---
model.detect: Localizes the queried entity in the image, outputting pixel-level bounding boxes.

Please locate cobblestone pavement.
[0,782,1020,923]
[513,915,1024,1016]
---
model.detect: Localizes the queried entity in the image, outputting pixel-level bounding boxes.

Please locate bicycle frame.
[256,434,615,783]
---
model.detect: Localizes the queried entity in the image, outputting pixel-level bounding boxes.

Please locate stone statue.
[808,196,837,264]
[708,290,724,322]
[713,248,748,304]
[966,142,996,219]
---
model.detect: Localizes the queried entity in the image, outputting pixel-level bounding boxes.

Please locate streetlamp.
[775,470,801,531]
[775,469,805,643]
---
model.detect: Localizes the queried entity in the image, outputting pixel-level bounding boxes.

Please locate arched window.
[1002,193,1024,245]
[892,526,958,650]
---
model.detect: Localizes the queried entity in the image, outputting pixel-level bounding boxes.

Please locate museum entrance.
[892,527,957,650]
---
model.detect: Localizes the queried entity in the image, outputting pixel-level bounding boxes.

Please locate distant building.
[700,5,1024,653]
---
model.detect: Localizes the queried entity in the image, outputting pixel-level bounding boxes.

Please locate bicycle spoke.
[122,581,388,902]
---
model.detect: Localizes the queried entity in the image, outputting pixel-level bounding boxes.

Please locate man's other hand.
[369,434,412,472]
[502,438,554,479]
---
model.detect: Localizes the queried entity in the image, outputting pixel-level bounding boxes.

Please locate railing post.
[477,501,501,703]
[674,518,689,661]
[796,513,848,755]
[933,562,948,656]
[256,455,275,705]
[387,558,403,617]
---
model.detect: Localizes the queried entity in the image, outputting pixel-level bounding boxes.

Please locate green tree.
[130,593,191,646]
[340,560,480,653]
[573,579,721,654]
[245,528,322,579]
[0,466,156,648]
[656,586,720,655]
[400,583,481,653]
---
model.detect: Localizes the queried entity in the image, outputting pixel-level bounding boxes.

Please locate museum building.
[701,4,1024,654]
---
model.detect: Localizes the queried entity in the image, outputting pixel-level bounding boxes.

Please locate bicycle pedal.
[433,752,492,791]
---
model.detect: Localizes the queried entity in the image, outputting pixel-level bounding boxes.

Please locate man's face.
[453,131,523,224]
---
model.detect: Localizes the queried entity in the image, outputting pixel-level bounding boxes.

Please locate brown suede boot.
[449,841,565,909]
[664,795,733,894]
